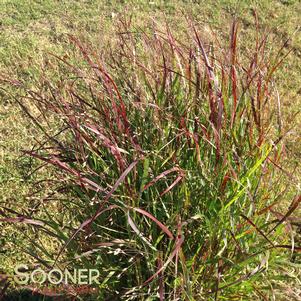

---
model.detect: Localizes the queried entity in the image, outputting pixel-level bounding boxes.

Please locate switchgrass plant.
[2,17,300,300]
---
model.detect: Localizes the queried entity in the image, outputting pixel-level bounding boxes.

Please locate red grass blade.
[132,207,174,240]
[160,174,184,197]
[268,195,301,234]
[142,167,184,192]
[0,217,45,227]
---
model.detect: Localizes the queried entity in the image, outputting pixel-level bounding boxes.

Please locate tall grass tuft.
[2,18,300,300]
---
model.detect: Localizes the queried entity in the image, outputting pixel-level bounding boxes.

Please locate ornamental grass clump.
[2,18,299,300]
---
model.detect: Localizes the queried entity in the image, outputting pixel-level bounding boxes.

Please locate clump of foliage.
[1,17,300,300]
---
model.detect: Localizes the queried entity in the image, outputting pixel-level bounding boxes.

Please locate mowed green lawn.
[0,0,300,299]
